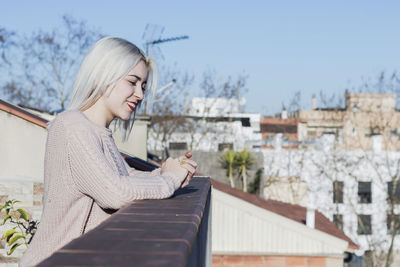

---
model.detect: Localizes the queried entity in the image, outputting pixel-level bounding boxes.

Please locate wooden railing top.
[37,177,211,267]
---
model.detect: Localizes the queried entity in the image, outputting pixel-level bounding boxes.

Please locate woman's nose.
[134,87,144,100]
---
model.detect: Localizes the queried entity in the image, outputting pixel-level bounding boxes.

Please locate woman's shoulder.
[47,110,93,135]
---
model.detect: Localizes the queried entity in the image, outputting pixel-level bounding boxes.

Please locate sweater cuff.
[161,171,183,190]
[150,168,162,176]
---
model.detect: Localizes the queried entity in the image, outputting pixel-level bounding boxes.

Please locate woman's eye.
[129,81,137,86]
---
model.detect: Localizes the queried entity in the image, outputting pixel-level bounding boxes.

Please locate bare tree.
[184,71,248,151]
[146,65,194,154]
[1,15,103,112]
[0,27,16,66]
[147,69,248,155]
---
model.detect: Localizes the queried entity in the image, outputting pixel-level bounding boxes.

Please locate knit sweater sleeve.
[123,160,162,177]
[66,124,184,210]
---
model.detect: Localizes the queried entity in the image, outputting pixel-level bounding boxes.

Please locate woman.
[19,37,197,267]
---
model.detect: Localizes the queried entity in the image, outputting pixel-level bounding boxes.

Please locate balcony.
[37,158,212,267]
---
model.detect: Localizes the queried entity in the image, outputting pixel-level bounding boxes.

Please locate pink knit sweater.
[19,110,182,267]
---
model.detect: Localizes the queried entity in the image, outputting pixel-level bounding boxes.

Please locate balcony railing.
[37,157,212,267]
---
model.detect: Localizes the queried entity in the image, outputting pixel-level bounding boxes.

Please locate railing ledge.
[37,177,211,267]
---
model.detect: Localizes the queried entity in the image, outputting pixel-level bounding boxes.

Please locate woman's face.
[104,60,148,121]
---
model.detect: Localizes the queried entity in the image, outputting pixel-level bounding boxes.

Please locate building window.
[352,104,358,112]
[307,130,316,137]
[218,143,233,152]
[169,142,188,150]
[357,215,372,235]
[333,214,343,230]
[364,250,374,266]
[352,127,357,136]
[365,126,380,137]
[390,128,400,139]
[333,181,343,203]
[337,130,343,145]
[358,182,372,203]
[387,214,400,235]
[388,181,400,204]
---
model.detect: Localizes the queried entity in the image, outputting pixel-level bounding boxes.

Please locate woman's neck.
[82,97,114,128]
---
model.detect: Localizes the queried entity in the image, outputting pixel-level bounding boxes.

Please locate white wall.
[212,188,349,255]
[262,148,400,255]
[0,111,47,180]
[148,114,261,152]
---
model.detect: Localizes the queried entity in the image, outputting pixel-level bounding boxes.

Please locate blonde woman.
[19,37,197,267]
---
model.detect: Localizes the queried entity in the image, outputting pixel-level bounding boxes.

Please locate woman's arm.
[66,126,185,210]
[122,160,161,176]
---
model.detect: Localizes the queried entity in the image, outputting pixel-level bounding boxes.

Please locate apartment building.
[148,97,262,153]
[262,147,400,265]
[298,93,400,151]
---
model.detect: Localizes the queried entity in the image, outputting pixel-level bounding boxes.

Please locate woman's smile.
[127,101,137,111]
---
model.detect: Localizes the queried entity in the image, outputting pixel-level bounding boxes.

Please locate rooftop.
[211,178,358,250]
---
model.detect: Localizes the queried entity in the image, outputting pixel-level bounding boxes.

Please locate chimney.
[306,208,315,228]
[312,95,317,110]
[274,133,282,150]
[183,92,189,115]
[281,108,288,119]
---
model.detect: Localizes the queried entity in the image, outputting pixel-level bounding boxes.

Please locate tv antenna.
[141,24,189,115]
[142,24,189,59]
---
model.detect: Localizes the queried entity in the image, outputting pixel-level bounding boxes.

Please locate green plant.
[219,149,236,188]
[235,148,256,193]
[0,199,38,255]
[248,168,264,195]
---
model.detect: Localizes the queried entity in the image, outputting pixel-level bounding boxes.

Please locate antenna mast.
[142,24,189,115]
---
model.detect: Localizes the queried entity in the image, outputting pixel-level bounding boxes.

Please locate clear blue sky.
[1,1,400,115]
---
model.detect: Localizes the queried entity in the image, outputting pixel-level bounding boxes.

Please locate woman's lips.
[127,101,137,111]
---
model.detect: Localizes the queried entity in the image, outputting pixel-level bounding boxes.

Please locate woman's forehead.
[127,61,148,80]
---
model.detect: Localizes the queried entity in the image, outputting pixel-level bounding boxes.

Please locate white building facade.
[148,97,262,152]
[262,145,400,262]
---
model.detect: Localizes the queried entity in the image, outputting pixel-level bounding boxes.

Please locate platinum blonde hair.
[68,37,157,140]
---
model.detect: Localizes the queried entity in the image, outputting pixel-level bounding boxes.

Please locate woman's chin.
[118,112,131,121]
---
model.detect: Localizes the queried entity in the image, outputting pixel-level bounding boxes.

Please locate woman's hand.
[178,152,198,188]
[160,158,188,183]
[160,152,198,188]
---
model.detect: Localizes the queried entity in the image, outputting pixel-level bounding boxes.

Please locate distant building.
[262,176,307,207]
[260,117,299,148]
[262,147,400,264]
[258,93,400,265]
[298,93,400,151]
[189,97,244,116]
[148,97,262,153]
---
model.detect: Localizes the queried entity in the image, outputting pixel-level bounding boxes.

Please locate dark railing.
[37,157,212,267]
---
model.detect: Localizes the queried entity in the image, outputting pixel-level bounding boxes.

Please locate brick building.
[260,117,299,148]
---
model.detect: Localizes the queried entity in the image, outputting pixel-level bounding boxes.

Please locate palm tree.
[235,148,255,192]
[219,149,236,187]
